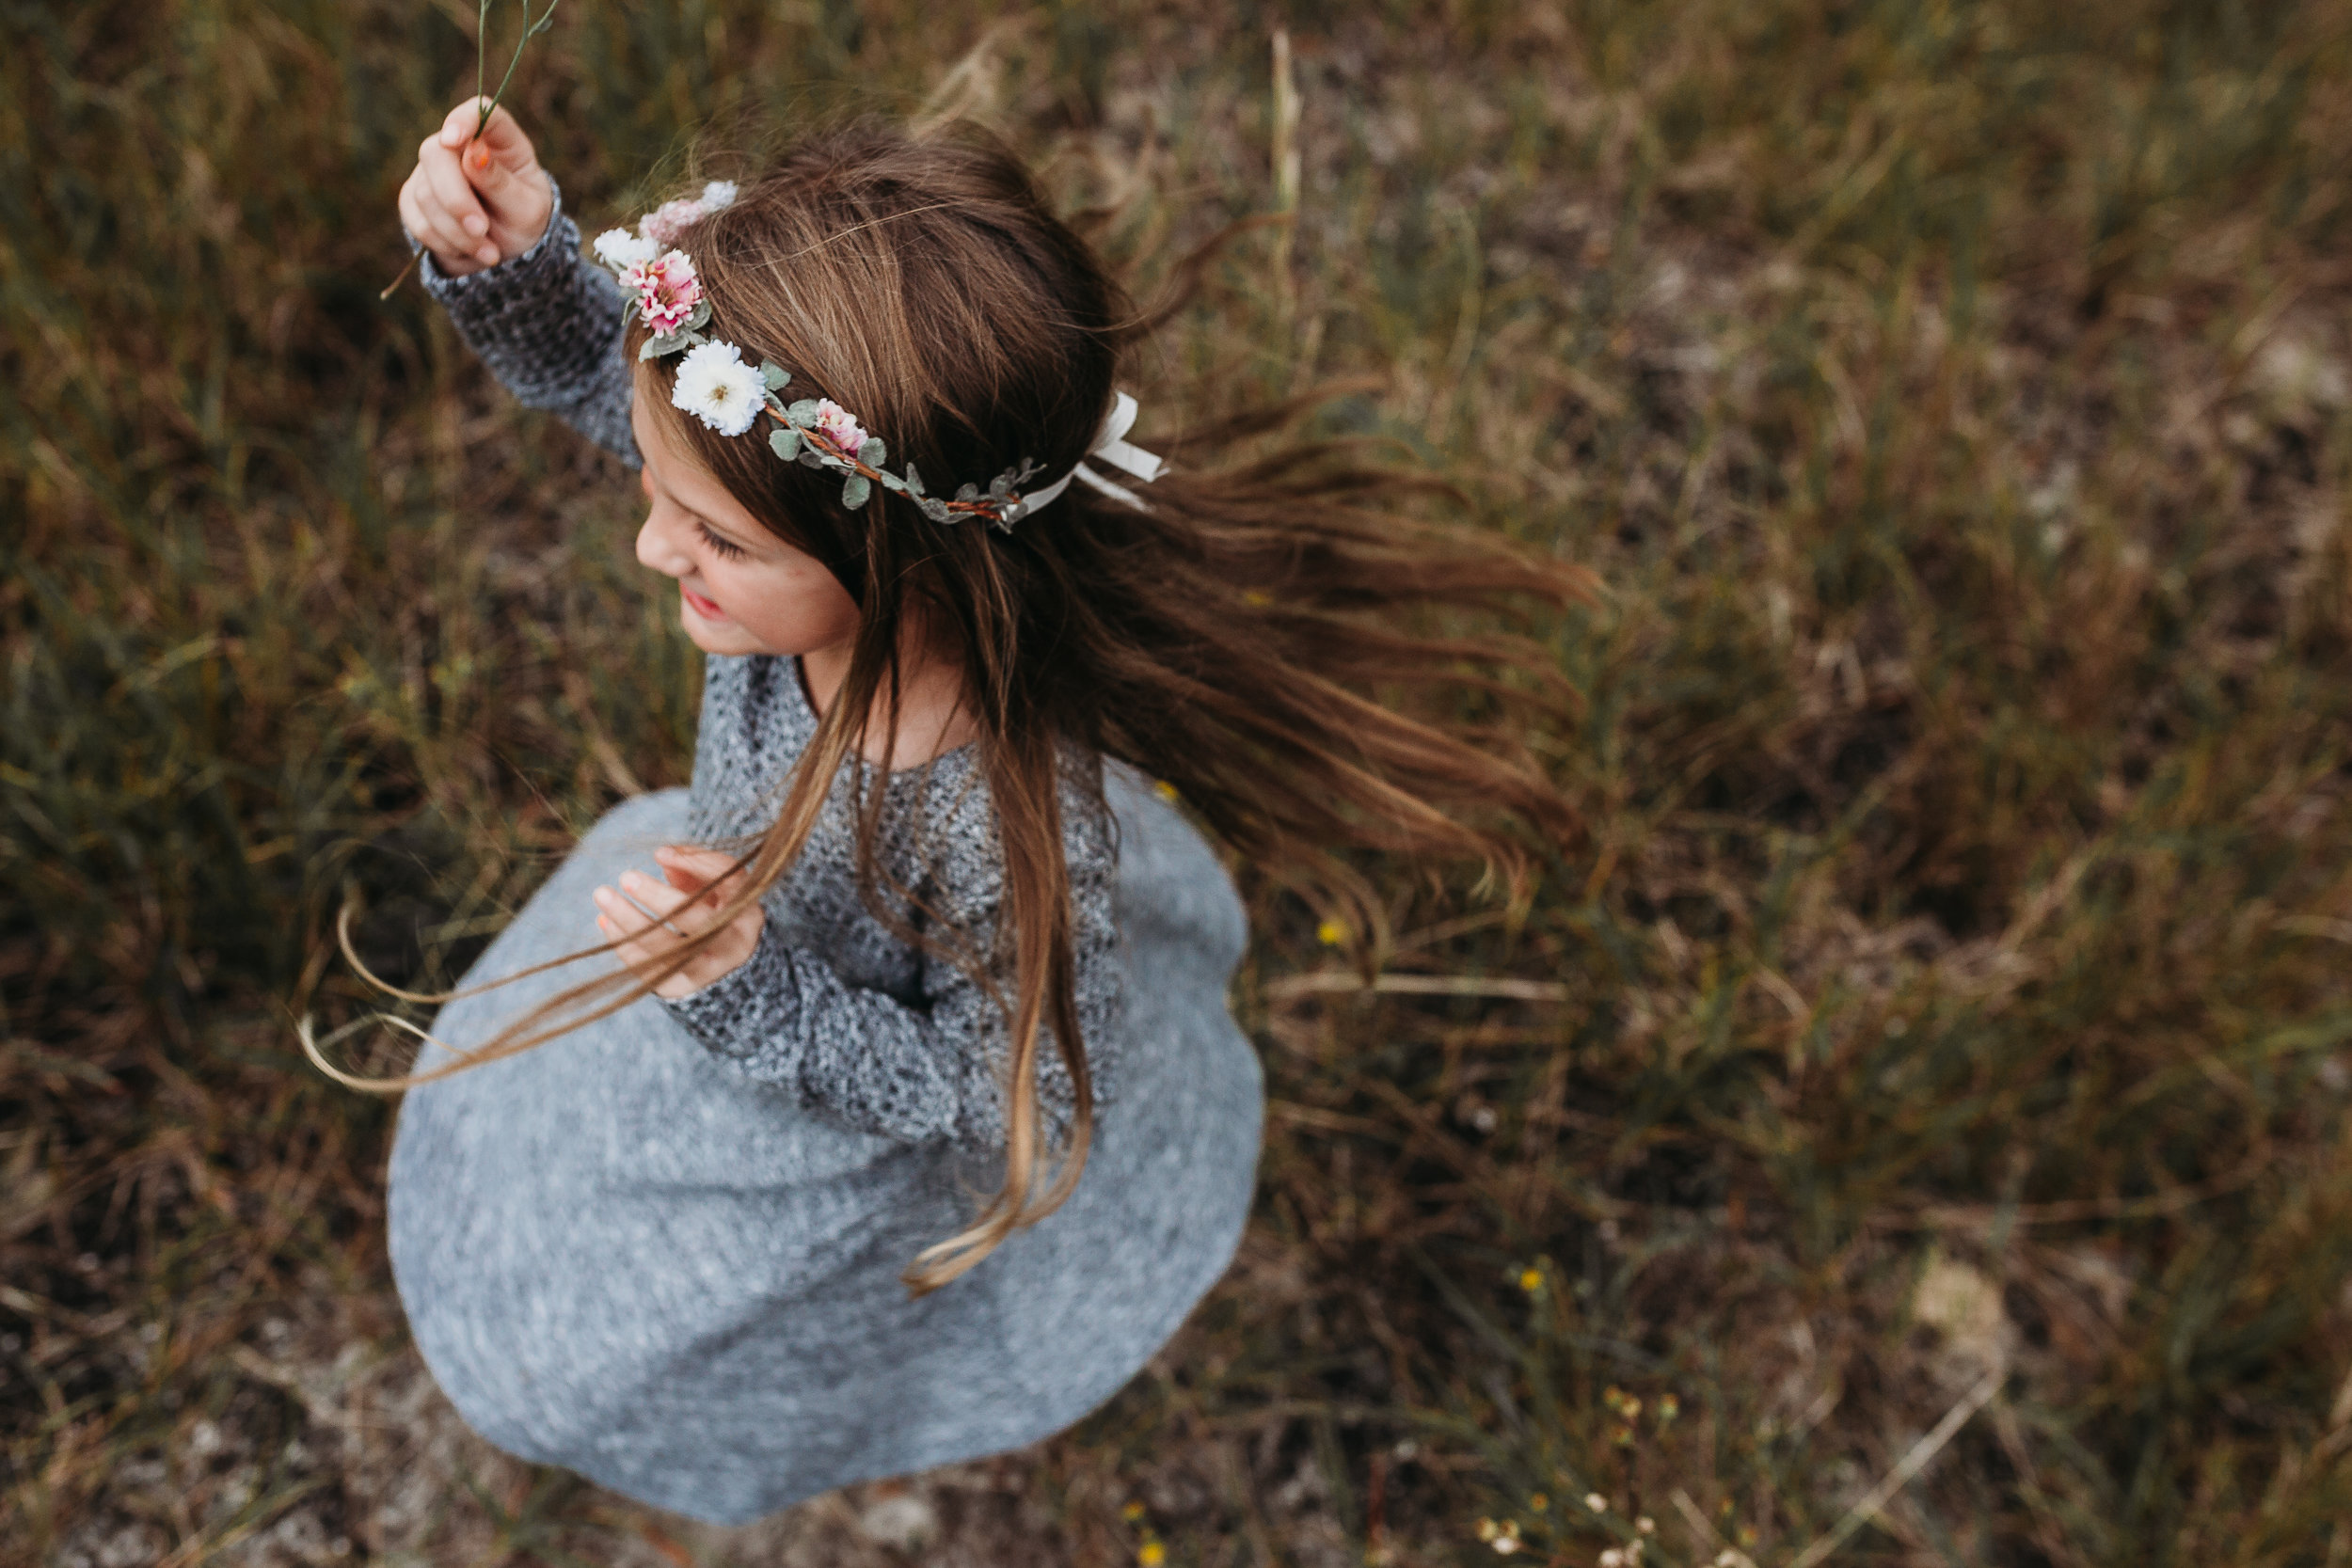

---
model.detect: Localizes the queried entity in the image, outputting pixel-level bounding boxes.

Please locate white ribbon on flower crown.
[995,391,1166,525]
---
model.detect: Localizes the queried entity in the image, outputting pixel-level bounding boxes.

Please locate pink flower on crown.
[639,198,707,245]
[622,251,702,335]
[808,400,870,457]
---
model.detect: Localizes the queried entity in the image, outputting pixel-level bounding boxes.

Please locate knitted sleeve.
[414,179,641,467]
[660,784,1126,1152]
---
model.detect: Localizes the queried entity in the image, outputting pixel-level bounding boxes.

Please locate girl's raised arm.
[400,101,639,466]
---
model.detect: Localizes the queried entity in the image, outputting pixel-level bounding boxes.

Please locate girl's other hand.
[593,847,765,1000]
[397,98,554,277]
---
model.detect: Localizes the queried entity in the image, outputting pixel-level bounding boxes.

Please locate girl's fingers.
[472,102,540,176]
[652,850,710,896]
[596,911,650,970]
[596,878,748,998]
[410,101,547,268]
[417,138,499,265]
[597,911,684,990]
[467,145,516,208]
[417,137,485,231]
[399,170,481,271]
[655,846,743,903]
[435,99,538,180]
[594,883,680,974]
[396,177,432,249]
[594,884,658,939]
[437,97,487,150]
[616,869,717,933]
[596,865,762,997]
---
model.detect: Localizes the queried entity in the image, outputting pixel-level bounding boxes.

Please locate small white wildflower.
[1599,1552,1625,1568]
[594,228,660,270]
[1585,1493,1608,1513]
[671,341,766,436]
[1636,1516,1656,1534]
[700,179,740,210]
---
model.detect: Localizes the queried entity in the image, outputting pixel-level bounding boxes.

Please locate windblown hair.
[332,118,1594,1293]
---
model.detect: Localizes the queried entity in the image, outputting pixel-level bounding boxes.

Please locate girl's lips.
[680,587,727,622]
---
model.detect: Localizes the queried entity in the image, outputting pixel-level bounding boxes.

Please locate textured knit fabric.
[385,198,1264,1524]
[414,182,641,464]
[663,655,1120,1149]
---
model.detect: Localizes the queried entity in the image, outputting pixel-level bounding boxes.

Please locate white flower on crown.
[671,341,766,436]
[700,180,739,210]
[593,228,660,271]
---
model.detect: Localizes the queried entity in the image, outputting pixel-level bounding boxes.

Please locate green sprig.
[381,0,562,299]
[476,0,563,138]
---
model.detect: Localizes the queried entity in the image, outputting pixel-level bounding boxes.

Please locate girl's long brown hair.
[327,119,1596,1293]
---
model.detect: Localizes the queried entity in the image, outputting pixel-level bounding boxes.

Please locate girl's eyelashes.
[695,519,749,561]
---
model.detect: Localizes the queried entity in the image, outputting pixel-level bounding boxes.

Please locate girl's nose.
[636,510,691,578]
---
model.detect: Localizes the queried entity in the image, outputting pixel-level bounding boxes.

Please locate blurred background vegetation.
[8,0,2352,1562]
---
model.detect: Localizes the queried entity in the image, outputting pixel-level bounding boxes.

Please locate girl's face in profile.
[630,397,860,659]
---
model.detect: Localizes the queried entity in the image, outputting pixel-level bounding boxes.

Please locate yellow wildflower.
[1122,1501,1147,1522]
[1138,1544,1167,1567]
[1527,1491,1549,1513]
[1518,1267,1542,1292]
[1317,919,1346,945]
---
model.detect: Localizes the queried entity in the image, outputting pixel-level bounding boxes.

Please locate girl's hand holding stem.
[594,847,766,1000]
[398,98,553,277]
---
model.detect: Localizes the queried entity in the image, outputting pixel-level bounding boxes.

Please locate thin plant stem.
[382,0,562,299]
[479,0,561,138]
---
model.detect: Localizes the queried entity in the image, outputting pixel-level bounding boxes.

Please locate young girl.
[368,97,1588,1525]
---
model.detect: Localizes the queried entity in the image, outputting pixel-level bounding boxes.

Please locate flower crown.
[590,182,1163,531]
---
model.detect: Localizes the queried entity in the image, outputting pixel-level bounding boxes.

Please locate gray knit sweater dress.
[384,187,1264,1525]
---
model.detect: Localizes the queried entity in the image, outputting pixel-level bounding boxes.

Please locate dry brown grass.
[9,1,2352,1563]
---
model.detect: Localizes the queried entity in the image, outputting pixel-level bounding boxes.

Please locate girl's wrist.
[654,908,764,1000]
[659,912,787,1058]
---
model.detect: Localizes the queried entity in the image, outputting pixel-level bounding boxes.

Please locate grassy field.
[8,0,2352,1562]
